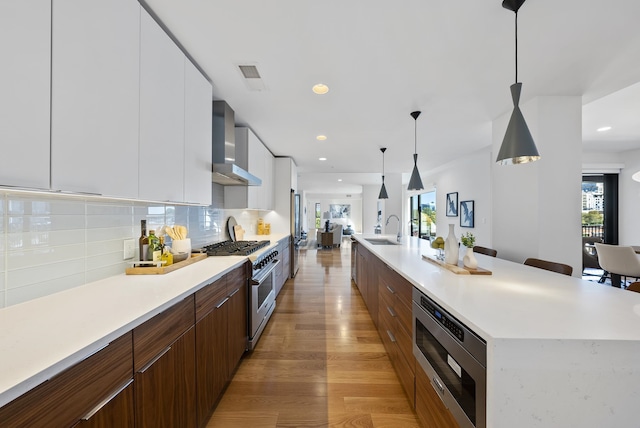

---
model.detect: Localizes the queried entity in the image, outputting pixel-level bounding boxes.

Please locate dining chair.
[626,282,640,293]
[473,246,497,257]
[594,243,640,284]
[582,236,602,276]
[523,258,573,276]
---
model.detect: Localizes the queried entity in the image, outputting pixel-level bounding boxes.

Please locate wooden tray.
[126,253,207,275]
[422,254,492,275]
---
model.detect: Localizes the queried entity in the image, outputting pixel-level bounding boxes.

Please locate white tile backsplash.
[0,191,228,309]
[6,273,86,307]
[7,245,86,270]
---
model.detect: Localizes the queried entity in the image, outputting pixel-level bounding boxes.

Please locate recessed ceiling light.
[597,126,612,132]
[312,84,329,95]
[319,157,327,161]
[338,179,342,182]
[316,135,327,141]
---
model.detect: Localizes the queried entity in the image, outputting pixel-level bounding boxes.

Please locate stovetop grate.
[200,240,270,256]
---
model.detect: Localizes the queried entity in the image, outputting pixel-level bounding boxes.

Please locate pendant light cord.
[515,11,518,83]
[414,119,417,154]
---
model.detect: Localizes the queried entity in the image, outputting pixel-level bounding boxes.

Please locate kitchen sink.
[365,238,400,245]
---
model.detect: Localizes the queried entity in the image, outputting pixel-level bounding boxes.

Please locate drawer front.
[195,276,227,321]
[225,263,247,289]
[381,264,412,308]
[395,323,415,376]
[393,345,416,409]
[134,295,195,372]
[378,315,398,363]
[395,298,413,338]
[416,359,460,428]
[0,332,133,428]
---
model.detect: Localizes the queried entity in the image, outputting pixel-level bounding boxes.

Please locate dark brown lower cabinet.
[133,296,196,428]
[134,327,196,428]
[195,262,249,427]
[73,381,135,428]
[195,292,229,425]
[415,360,459,428]
[0,332,134,428]
[226,262,249,376]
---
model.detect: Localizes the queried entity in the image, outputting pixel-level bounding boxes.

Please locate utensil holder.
[172,238,191,255]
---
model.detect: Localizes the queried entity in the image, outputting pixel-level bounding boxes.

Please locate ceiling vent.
[237,64,266,91]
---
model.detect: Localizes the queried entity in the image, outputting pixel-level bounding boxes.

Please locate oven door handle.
[251,259,280,285]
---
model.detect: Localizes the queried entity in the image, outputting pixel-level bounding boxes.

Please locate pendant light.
[408,111,424,191]
[378,147,389,199]
[496,0,540,165]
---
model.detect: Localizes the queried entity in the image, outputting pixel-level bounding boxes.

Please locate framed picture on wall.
[460,200,474,228]
[446,192,458,217]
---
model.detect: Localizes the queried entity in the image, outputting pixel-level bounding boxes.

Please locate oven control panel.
[420,296,464,342]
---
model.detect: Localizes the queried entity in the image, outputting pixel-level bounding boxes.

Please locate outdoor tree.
[582,210,603,225]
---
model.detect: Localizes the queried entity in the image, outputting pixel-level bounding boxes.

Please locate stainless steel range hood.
[212,101,262,186]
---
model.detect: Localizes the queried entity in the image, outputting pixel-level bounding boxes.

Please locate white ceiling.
[144,0,640,193]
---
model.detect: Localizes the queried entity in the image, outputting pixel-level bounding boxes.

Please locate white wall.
[420,149,493,253]
[305,194,362,234]
[618,148,640,245]
[362,185,380,235]
[492,96,582,275]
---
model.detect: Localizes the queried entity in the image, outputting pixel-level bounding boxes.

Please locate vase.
[463,247,478,269]
[444,224,459,265]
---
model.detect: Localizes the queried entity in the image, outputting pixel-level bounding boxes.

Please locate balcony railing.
[582,225,604,238]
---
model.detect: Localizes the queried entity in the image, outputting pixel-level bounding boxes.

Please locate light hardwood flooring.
[206,241,422,427]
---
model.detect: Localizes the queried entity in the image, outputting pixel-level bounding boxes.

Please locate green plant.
[461,232,475,248]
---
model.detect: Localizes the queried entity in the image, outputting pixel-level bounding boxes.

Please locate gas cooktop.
[197,240,270,256]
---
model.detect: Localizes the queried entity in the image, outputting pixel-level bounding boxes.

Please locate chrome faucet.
[386,214,401,242]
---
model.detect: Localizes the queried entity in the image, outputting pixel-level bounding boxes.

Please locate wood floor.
[206,241,422,427]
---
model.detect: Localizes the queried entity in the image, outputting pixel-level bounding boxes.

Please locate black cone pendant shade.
[496,83,539,164]
[407,111,424,191]
[378,147,388,199]
[496,0,540,165]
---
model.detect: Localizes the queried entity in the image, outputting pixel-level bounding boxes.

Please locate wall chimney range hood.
[212,101,262,186]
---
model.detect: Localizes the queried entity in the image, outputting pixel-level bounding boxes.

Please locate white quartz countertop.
[0,234,290,408]
[354,235,640,342]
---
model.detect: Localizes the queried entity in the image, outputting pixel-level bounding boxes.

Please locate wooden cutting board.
[422,254,492,275]
[234,224,245,241]
[126,253,207,275]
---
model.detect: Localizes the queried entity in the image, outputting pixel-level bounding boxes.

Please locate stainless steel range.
[196,239,278,350]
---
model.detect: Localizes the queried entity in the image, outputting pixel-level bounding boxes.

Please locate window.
[410,191,436,240]
[582,174,618,244]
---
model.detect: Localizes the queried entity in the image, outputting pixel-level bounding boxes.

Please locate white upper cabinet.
[51,0,140,198]
[225,128,274,210]
[0,0,51,190]
[139,8,185,202]
[184,60,212,206]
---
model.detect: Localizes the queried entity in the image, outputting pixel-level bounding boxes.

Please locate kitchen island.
[353,234,640,427]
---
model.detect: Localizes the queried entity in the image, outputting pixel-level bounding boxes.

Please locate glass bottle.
[147,230,160,262]
[160,236,173,266]
[139,220,148,261]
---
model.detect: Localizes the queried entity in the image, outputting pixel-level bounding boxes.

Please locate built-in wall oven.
[412,288,487,428]
[248,249,279,350]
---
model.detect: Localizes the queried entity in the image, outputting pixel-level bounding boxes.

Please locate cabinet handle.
[387,306,396,317]
[216,297,230,309]
[138,346,171,374]
[81,379,133,421]
[80,342,110,362]
[386,330,396,343]
[228,288,240,298]
[386,285,395,294]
